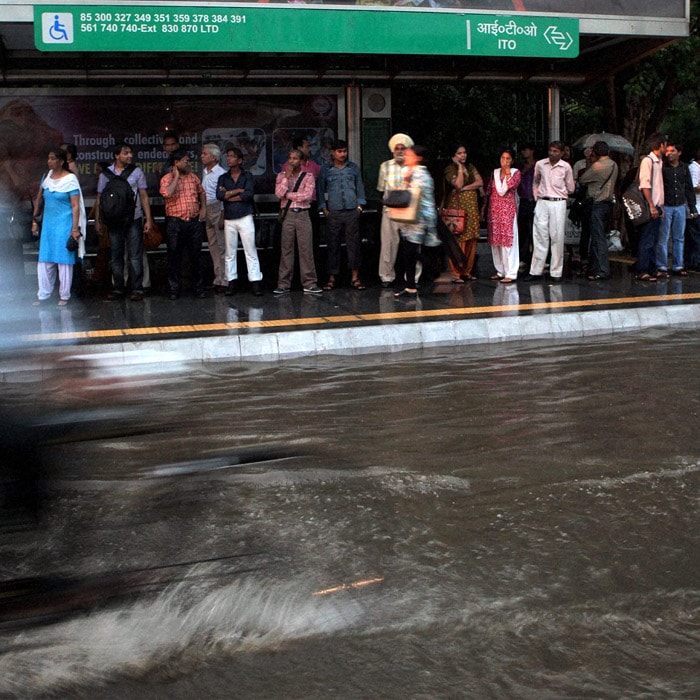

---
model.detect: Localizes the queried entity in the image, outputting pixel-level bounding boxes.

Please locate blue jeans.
[656,204,686,271]
[636,210,663,275]
[588,202,612,277]
[110,218,144,293]
[684,215,700,270]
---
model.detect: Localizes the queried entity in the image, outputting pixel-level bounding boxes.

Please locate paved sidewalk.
[3,254,700,371]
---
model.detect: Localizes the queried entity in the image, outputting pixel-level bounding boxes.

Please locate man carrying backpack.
[96,141,154,301]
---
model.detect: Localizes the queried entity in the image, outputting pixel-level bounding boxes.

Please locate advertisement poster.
[0,91,340,207]
[163,0,685,19]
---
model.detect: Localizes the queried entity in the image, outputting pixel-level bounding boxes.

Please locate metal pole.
[346,85,362,165]
[548,83,561,143]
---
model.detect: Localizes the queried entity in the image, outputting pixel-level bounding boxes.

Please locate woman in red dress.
[486,149,521,283]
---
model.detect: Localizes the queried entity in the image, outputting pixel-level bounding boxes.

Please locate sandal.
[490,274,502,281]
[464,274,478,281]
[656,269,669,278]
[635,273,657,282]
[499,277,515,284]
[672,268,689,276]
[394,289,417,298]
[351,279,366,290]
[58,299,69,307]
[587,274,610,281]
[322,279,335,291]
[452,277,466,284]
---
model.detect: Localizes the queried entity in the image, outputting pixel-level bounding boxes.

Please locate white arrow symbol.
[544,26,573,51]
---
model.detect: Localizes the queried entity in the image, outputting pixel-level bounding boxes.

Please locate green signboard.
[35,6,578,58]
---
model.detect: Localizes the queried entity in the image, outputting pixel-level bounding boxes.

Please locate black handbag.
[622,182,651,226]
[382,190,413,208]
[66,234,81,252]
[622,157,652,227]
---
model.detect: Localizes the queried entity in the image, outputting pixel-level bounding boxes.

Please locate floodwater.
[1,328,699,699]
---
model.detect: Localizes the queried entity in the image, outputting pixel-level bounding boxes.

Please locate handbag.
[66,233,81,252]
[383,190,413,208]
[621,182,650,226]
[143,221,163,250]
[439,208,466,235]
[568,198,585,226]
[607,229,623,252]
[387,187,421,223]
[622,157,652,227]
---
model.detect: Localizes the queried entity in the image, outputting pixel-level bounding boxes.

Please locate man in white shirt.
[377,133,413,287]
[200,143,227,293]
[686,147,700,271]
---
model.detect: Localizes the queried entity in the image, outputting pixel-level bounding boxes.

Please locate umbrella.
[573,132,635,156]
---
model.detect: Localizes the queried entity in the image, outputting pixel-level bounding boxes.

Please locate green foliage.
[391,1,700,164]
[560,90,603,144]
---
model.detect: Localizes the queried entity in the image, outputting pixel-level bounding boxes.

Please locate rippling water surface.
[1,328,699,698]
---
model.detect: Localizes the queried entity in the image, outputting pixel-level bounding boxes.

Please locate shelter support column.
[548,83,560,143]
[346,85,362,164]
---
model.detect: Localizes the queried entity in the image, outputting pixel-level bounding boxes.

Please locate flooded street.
[1,328,699,698]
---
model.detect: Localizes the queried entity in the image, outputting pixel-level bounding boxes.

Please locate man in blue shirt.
[317,139,367,290]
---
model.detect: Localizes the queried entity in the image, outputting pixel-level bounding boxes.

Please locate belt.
[539,196,566,201]
[290,207,309,213]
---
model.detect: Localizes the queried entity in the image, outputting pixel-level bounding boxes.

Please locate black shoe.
[251,281,263,297]
[549,276,563,283]
[106,290,125,301]
[225,282,236,296]
[129,291,143,301]
[169,292,179,300]
[214,284,227,295]
[195,290,208,299]
[381,281,394,288]
[523,274,542,282]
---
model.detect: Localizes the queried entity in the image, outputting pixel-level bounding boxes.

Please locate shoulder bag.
[143,221,163,250]
[278,172,306,224]
[622,156,652,227]
[438,207,466,235]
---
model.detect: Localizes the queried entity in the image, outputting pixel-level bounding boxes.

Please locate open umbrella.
[573,132,635,156]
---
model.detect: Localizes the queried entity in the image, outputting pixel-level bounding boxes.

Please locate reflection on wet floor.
[3,253,700,351]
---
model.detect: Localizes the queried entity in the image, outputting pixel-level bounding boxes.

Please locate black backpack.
[100,164,137,228]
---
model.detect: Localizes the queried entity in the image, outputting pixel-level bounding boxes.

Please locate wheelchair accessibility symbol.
[42,13,73,44]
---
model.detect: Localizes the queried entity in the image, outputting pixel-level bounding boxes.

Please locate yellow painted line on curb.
[22,292,700,343]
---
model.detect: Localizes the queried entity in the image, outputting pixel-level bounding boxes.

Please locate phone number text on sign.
[78,11,246,34]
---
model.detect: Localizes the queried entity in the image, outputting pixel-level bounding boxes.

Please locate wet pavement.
[3,244,700,368]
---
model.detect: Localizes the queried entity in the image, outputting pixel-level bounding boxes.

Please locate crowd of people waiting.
[29,130,700,306]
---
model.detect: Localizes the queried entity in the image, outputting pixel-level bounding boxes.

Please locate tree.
[617,0,700,152]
